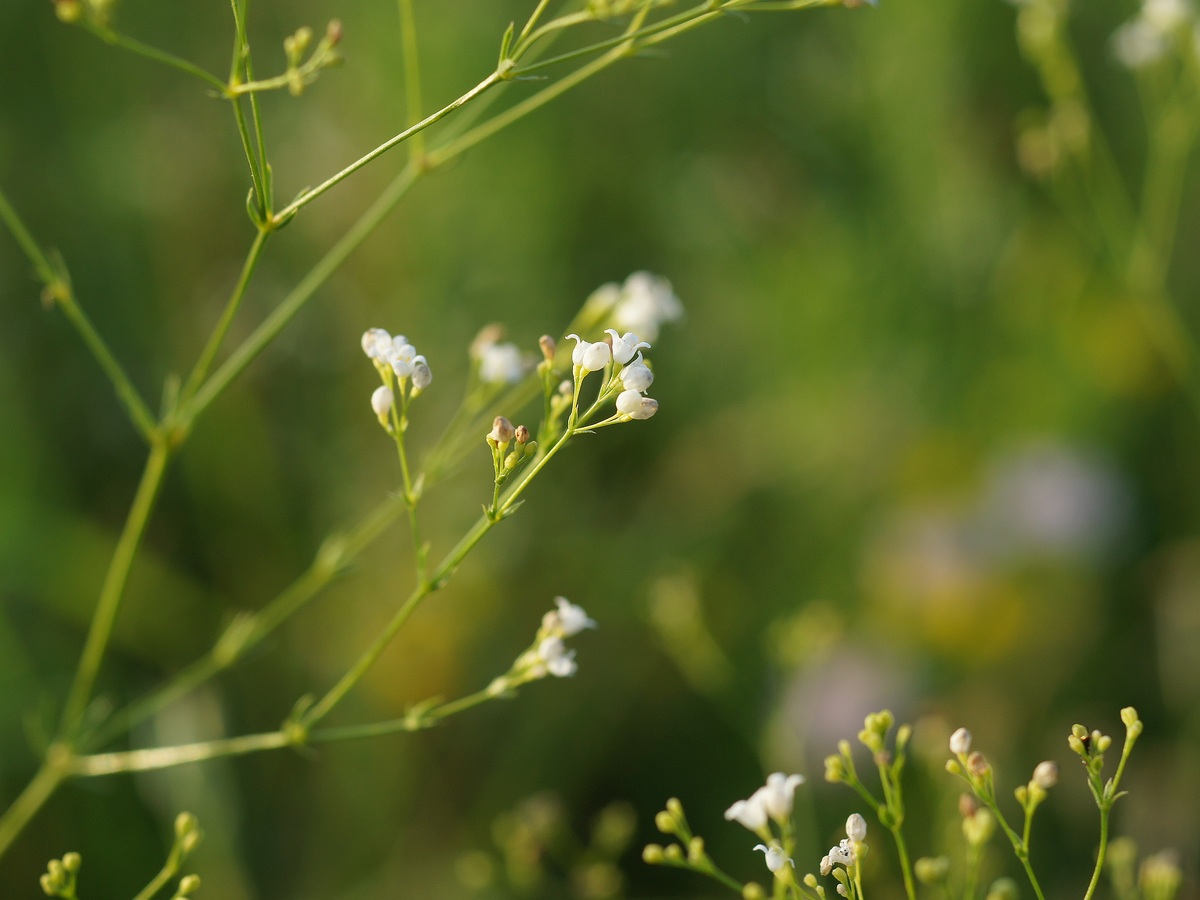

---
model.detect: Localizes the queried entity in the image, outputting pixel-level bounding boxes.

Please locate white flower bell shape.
[758,772,805,822]
[362,328,392,360]
[551,597,597,637]
[389,338,419,378]
[604,329,651,365]
[845,813,867,843]
[371,385,394,418]
[565,334,611,372]
[537,636,577,678]
[620,353,654,393]
[724,791,769,833]
[753,843,794,875]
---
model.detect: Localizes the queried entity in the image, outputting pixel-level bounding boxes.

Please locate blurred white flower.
[478,341,526,384]
[537,636,577,678]
[612,272,683,343]
[759,772,805,822]
[389,338,420,378]
[724,795,768,833]
[548,597,597,637]
[1143,0,1191,31]
[1113,18,1168,67]
[950,727,972,755]
[361,327,393,360]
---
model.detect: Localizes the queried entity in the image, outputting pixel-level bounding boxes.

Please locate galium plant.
[647,708,1183,900]
[0,0,874,892]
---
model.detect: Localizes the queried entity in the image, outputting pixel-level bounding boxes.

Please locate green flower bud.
[655,811,675,835]
[687,836,706,864]
[178,874,202,895]
[743,883,766,900]
[642,844,665,865]
[985,876,1020,900]
[1120,707,1139,728]
[963,808,996,847]
[61,853,81,874]
[175,812,199,839]
[663,843,684,862]
[914,856,951,885]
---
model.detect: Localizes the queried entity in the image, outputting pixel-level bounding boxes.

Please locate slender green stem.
[299,513,496,729]
[180,229,270,405]
[271,71,503,223]
[309,686,495,743]
[390,393,425,580]
[88,493,408,748]
[131,853,182,900]
[0,187,157,440]
[977,792,1046,900]
[0,746,71,860]
[72,731,291,777]
[1082,808,1110,900]
[58,441,173,739]
[229,0,270,216]
[891,827,917,900]
[517,0,555,45]
[182,164,421,427]
[397,0,426,159]
[83,23,228,92]
[230,98,268,217]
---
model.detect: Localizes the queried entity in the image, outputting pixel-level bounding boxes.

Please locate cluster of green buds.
[282,20,344,97]
[49,0,114,27]
[644,798,767,899]
[1107,837,1183,900]
[1069,706,1143,811]
[165,812,204,898]
[486,416,537,504]
[825,710,912,831]
[39,852,81,899]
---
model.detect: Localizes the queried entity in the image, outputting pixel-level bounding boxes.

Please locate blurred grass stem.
[397,0,426,160]
[0,187,157,440]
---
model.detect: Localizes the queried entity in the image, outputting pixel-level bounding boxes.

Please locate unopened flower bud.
[846,813,867,843]
[663,843,684,862]
[825,754,847,782]
[1097,734,1112,752]
[643,844,665,864]
[539,334,556,361]
[504,451,521,470]
[326,18,343,45]
[61,853,81,874]
[958,793,980,818]
[1032,760,1058,789]
[743,883,766,900]
[949,727,972,755]
[488,416,515,445]
[582,341,612,371]
[915,856,951,885]
[1121,706,1140,727]
[558,379,573,396]
[616,389,658,420]
[620,354,654,392]
[655,810,676,835]
[985,877,1019,900]
[53,0,84,22]
[967,751,989,777]
[515,424,530,443]
[411,359,432,392]
[371,385,393,419]
[687,836,706,863]
[963,808,995,847]
[178,874,202,896]
[175,812,199,839]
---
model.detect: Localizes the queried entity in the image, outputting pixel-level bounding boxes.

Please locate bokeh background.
[2,0,1198,896]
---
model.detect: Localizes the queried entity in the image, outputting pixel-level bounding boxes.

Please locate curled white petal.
[554,597,597,636]
[759,772,805,822]
[753,843,794,874]
[566,334,588,367]
[724,796,768,833]
[604,328,652,365]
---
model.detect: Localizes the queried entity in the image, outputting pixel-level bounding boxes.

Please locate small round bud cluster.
[565,326,660,423]
[39,853,82,898]
[362,328,432,387]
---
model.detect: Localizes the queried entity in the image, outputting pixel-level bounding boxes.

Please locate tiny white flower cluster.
[494,598,597,691]
[361,327,432,426]
[1112,0,1196,69]
[820,814,867,896]
[566,329,659,421]
[724,772,805,878]
[611,272,683,343]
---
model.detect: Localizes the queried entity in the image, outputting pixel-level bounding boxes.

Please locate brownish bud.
[539,334,556,361]
[515,424,530,444]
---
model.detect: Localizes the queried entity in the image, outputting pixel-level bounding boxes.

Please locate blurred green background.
[2,0,1198,896]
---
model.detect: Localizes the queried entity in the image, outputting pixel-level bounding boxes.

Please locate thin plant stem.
[390,390,426,581]
[87,493,408,748]
[397,0,426,159]
[181,164,422,428]
[230,98,268,217]
[131,853,183,900]
[891,827,917,900]
[72,731,291,777]
[230,0,271,213]
[180,229,270,405]
[0,187,157,440]
[58,440,173,739]
[83,23,228,92]
[271,71,503,223]
[517,0,555,45]
[298,512,496,729]
[0,747,70,860]
[1082,807,1110,900]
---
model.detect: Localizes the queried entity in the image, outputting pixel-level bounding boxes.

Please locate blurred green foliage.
[2,0,1199,896]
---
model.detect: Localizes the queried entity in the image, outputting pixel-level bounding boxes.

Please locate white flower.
[950,727,972,755]
[1113,18,1168,68]
[753,843,794,875]
[552,597,597,636]
[845,813,867,843]
[820,855,833,876]
[620,353,654,392]
[604,329,651,365]
[1143,0,1191,31]
[1032,760,1059,789]
[478,342,526,384]
[759,772,805,822]
[827,839,856,867]
[616,389,659,420]
[389,338,420,377]
[565,334,612,372]
[371,385,393,418]
[537,636,577,678]
[724,796,769,833]
[613,272,683,343]
[362,328,392,360]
